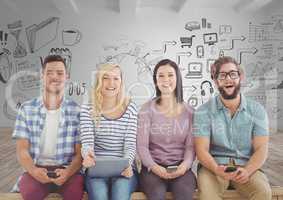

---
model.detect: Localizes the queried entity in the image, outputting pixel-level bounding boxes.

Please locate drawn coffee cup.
[62,29,82,46]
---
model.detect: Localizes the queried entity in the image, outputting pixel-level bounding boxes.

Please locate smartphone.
[224,166,237,173]
[166,165,178,173]
[47,171,59,178]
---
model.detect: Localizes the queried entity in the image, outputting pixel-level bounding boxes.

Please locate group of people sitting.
[12,55,271,200]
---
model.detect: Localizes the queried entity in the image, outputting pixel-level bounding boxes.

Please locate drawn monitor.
[185,62,203,79]
[203,33,218,45]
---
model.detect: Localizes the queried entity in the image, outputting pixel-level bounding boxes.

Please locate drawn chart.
[249,22,283,42]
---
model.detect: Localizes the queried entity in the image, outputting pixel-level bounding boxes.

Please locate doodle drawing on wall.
[7,20,27,58]
[185,62,203,79]
[62,28,82,46]
[26,17,59,53]
[0,49,13,84]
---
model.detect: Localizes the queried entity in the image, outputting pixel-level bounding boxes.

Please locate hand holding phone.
[47,171,59,178]
[166,165,178,173]
[224,158,237,173]
[224,166,237,173]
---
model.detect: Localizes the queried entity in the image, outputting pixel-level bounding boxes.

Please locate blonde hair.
[91,63,129,126]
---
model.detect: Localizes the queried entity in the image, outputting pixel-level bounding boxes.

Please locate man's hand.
[151,164,170,179]
[232,167,250,184]
[82,150,95,168]
[168,163,188,179]
[50,168,71,186]
[121,166,133,178]
[30,166,51,184]
[214,165,237,180]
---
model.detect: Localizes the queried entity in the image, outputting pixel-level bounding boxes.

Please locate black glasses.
[216,70,240,80]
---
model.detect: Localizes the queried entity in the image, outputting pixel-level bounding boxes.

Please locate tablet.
[87,157,129,178]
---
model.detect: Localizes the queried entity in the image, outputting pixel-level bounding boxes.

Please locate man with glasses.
[193,56,271,200]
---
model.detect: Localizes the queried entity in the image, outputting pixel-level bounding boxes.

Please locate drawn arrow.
[237,47,258,64]
[164,40,177,46]
[176,52,192,65]
[183,85,197,93]
[220,36,246,51]
[152,40,177,54]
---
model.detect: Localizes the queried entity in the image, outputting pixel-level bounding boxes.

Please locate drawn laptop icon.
[185,62,203,79]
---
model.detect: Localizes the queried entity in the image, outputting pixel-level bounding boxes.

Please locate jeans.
[85,172,138,200]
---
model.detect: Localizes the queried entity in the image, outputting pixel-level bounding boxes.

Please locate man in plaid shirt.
[12,55,83,200]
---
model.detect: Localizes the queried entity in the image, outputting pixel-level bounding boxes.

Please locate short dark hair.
[42,55,67,71]
[210,56,243,80]
[153,59,183,104]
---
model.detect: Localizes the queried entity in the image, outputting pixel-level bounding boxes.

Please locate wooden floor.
[0,128,283,192]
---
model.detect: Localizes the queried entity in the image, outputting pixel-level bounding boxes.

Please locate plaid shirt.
[12,96,80,165]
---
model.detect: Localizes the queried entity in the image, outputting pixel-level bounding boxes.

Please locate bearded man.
[193,56,271,200]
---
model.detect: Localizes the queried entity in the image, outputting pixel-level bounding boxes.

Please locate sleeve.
[183,107,196,168]
[12,104,29,140]
[124,103,138,165]
[137,102,157,168]
[80,104,95,158]
[252,103,269,136]
[192,107,211,137]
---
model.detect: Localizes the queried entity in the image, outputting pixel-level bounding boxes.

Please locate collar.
[215,93,247,112]
[37,95,67,115]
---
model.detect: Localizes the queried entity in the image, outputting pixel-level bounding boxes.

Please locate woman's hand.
[151,164,170,179]
[168,162,188,179]
[82,150,95,168]
[121,166,133,178]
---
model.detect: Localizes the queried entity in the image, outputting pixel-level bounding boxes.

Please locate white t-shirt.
[37,108,60,165]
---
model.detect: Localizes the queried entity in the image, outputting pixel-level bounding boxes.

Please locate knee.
[141,182,166,200]
[20,188,45,200]
[20,191,36,200]
[253,185,272,199]
[19,180,43,200]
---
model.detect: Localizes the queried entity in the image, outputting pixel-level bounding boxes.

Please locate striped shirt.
[80,101,137,165]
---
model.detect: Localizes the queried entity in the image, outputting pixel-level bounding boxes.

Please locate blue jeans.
[85,172,138,200]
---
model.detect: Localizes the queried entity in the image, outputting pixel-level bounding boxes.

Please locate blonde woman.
[80,63,138,200]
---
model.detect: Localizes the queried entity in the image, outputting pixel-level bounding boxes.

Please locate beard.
[218,82,240,100]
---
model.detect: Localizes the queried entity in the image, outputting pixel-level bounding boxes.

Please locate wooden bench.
[1,186,283,200]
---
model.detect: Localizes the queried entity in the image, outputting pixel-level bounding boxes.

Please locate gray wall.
[0,0,283,132]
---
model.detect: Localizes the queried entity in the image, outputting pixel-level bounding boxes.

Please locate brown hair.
[210,56,243,80]
[153,59,183,104]
[42,55,67,71]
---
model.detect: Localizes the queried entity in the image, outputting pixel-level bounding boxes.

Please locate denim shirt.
[193,94,269,166]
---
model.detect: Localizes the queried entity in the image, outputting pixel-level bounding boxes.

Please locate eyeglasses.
[216,70,240,80]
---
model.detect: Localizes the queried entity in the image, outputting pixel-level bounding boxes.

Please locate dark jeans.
[140,166,196,200]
